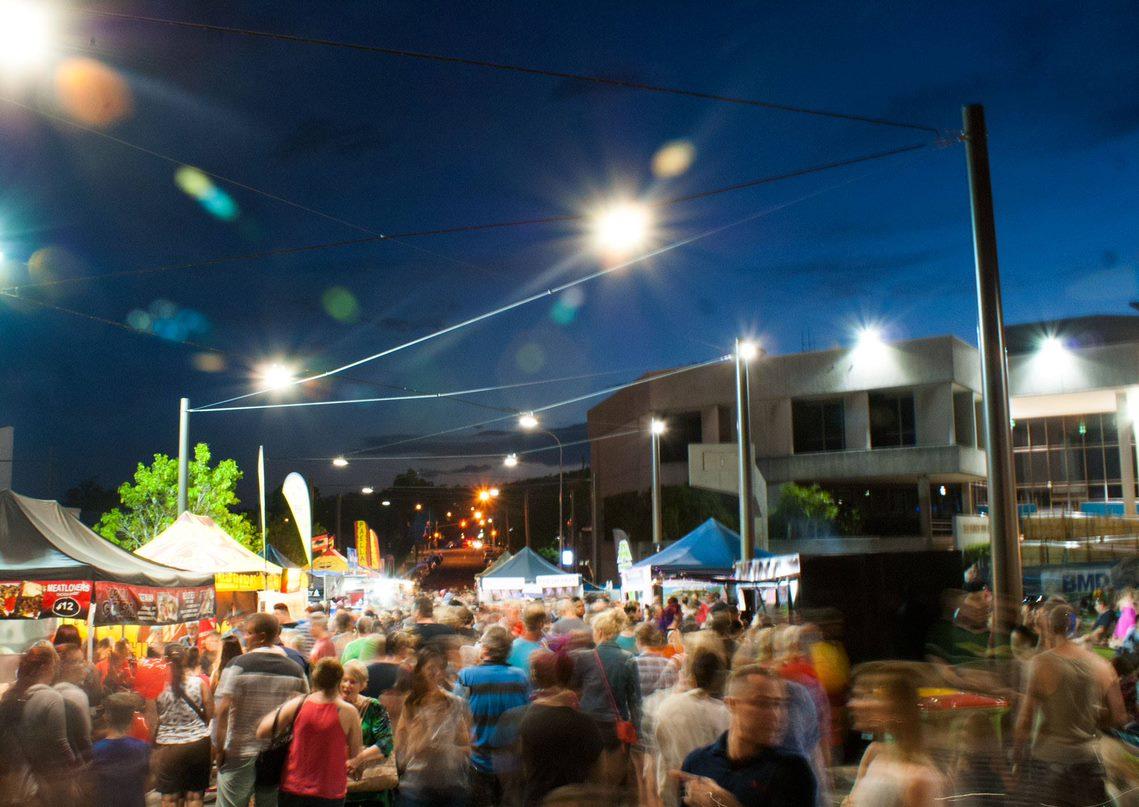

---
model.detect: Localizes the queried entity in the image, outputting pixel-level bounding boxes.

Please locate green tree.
[96,442,258,552]
[770,483,839,539]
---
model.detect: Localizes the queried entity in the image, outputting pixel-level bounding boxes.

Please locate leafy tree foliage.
[96,443,258,552]
[770,482,839,539]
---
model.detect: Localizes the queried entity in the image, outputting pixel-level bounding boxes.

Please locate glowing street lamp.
[258,362,296,391]
[477,489,491,503]
[650,418,667,435]
[504,453,519,468]
[518,412,539,430]
[489,487,500,498]
[1038,334,1069,363]
[592,201,651,257]
[414,503,423,512]
[737,340,759,361]
[361,486,374,495]
[0,1,54,71]
[332,456,349,468]
[381,500,391,507]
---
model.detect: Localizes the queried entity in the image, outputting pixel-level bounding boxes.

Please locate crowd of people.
[0,580,1137,806]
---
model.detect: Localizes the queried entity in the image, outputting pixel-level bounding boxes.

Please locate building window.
[1011,412,1131,508]
[792,399,845,453]
[659,411,702,463]
[869,392,916,448]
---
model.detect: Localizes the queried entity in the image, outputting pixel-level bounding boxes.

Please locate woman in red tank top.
[258,658,363,807]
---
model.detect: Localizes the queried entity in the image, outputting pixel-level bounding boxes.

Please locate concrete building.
[587,315,1139,580]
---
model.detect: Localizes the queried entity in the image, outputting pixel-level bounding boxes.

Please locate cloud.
[276,116,390,158]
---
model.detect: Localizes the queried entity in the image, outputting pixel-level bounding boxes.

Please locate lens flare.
[515,342,546,374]
[174,165,240,221]
[322,286,360,323]
[651,140,695,178]
[191,352,227,373]
[54,58,133,127]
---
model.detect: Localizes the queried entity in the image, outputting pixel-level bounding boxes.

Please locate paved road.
[417,547,490,592]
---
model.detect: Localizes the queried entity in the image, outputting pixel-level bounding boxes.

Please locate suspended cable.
[342,353,729,457]
[0,140,943,294]
[193,144,937,414]
[81,9,943,134]
[187,367,637,413]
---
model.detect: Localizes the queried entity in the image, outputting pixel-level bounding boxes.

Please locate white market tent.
[477,547,580,601]
[137,512,283,575]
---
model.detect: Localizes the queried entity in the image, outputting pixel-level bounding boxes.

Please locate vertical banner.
[282,472,312,564]
[369,529,381,573]
[355,520,370,569]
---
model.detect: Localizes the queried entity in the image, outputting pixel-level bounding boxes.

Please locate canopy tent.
[474,550,513,579]
[309,548,351,575]
[0,490,214,626]
[137,512,283,576]
[477,547,581,601]
[622,519,770,600]
[265,544,301,569]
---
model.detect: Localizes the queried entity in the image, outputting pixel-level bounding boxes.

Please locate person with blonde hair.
[570,606,642,750]
[341,660,395,807]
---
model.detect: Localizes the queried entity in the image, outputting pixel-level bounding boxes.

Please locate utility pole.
[735,339,759,558]
[523,488,531,549]
[964,104,1023,631]
[177,397,190,515]
[650,417,664,550]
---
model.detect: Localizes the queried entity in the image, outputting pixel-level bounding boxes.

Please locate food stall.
[621,518,749,602]
[0,490,215,667]
[136,511,308,621]
[477,548,581,602]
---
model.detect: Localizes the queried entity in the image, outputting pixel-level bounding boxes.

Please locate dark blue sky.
[2,1,1138,501]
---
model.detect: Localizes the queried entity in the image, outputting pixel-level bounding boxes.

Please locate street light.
[504,453,519,468]
[650,418,667,435]
[258,362,296,391]
[381,500,391,507]
[361,486,374,495]
[414,503,423,511]
[332,456,349,468]
[592,201,651,257]
[0,1,53,70]
[478,489,491,503]
[489,487,500,497]
[520,412,566,568]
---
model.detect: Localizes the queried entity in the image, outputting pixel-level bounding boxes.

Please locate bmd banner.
[1038,564,1113,597]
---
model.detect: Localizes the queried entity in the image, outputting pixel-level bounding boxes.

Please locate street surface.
[417,546,489,591]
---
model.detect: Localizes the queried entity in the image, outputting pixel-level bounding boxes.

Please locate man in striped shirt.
[457,625,531,807]
[634,622,680,698]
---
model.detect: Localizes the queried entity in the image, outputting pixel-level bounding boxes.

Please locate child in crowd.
[90,692,151,807]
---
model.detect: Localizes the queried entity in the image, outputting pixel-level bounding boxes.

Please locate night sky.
[2,1,1138,503]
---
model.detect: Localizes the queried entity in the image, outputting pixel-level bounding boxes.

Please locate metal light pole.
[964,103,1023,629]
[735,339,759,558]
[650,418,664,550]
[177,397,190,515]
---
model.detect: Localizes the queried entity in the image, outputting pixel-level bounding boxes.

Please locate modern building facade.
[587,315,1139,581]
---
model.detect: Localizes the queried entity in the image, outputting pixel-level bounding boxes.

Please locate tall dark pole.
[650,418,664,550]
[735,340,758,558]
[964,104,1022,630]
[523,489,531,549]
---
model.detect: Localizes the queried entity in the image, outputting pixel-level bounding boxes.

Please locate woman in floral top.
[342,660,396,807]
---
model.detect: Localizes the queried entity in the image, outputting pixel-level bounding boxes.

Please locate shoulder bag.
[254,695,306,787]
[593,649,638,746]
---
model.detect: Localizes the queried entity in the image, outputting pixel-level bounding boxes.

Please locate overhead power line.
[341,353,729,458]
[0,139,941,295]
[188,367,637,413]
[82,9,943,134]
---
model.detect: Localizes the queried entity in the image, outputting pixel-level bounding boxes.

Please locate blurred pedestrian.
[150,642,214,807]
[89,693,150,807]
[258,658,363,807]
[214,613,309,807]
[342,660,396,807]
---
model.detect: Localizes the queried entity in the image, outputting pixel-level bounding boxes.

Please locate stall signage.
[1039,564,1113,596]
[94,583,215,626]
[355,521,370,569]
[0,579,92,619]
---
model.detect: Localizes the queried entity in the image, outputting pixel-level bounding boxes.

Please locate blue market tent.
[265,544,301,569]
[630,518,770,576]
[479,547,564,583]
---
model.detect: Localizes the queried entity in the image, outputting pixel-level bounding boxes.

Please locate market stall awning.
[137,512,283,576]
[0,490,213,587]
[629,518,767,576]
[480,547,565,584]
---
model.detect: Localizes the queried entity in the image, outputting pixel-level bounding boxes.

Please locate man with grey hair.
[457,625,531,806]
[550,598,587,636]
